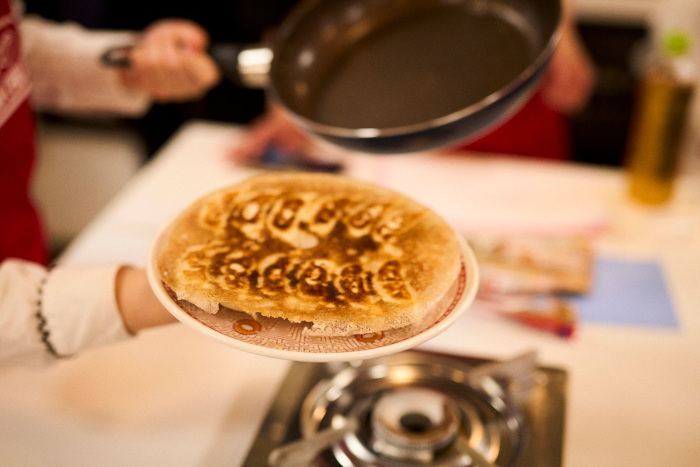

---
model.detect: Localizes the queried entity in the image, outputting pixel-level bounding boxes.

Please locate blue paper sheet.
[570,258,678,328]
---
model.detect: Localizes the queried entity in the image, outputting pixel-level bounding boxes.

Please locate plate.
[147,229,479,362]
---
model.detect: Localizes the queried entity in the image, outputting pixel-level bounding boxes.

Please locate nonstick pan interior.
[269,0,560,148]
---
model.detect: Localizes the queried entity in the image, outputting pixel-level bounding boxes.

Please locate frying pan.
[105,0,562,153]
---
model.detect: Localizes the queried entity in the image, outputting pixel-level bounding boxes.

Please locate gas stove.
[243,350,566,466]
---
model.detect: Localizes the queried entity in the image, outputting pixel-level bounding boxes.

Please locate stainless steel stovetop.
[243,350,567,466]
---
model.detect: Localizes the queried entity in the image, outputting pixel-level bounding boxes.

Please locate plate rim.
[146,225,479,362]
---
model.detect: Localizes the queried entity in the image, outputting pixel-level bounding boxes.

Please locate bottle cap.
[662,30,691,57]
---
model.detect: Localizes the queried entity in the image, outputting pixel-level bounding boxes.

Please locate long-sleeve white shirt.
[21,14,150,116]
[0,260,131,367]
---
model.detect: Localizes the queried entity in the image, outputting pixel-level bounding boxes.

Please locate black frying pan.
[105,0,562,153]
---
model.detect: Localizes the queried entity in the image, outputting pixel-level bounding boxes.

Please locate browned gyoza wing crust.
[157,172,461,336]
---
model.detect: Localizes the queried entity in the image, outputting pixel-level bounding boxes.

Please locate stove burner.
[243,351,567,467]
[298,353,533,466]
[370,387,461,462]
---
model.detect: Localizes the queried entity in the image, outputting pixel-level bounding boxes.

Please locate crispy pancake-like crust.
[157,172,461,336]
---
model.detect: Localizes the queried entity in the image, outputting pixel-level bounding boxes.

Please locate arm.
[540,0,597,113]
[20,16,220,116]
[0,259,175,368]
[21,15,150,116]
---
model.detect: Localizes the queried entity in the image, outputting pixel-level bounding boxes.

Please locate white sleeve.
[19,15,151,116]
[0,259,131,368]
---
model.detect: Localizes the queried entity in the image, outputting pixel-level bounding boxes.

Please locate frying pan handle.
[100,42,271,89]
[210,43,272,88]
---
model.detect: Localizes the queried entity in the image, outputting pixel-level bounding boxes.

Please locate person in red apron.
[1,1,42,263]
[1,1,220,264]
[0,1,218,366]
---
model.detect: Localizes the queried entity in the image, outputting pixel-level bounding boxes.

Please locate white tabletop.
[1,120,698,466]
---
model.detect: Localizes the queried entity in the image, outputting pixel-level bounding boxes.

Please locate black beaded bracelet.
[35,265,70,359]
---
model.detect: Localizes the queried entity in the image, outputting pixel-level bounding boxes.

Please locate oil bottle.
[626,29,696,205]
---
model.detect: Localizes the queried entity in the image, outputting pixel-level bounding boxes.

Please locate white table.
[1,121,698,466]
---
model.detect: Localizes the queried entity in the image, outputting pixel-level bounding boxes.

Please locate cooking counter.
[1,121,699,466]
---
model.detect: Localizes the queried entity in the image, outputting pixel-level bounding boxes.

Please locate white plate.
[147,228,479,362]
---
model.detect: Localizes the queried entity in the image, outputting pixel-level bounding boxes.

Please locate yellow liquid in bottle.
[627,69,694,204]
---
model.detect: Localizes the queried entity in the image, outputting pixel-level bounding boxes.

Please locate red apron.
[457,90,571,161]
[0,0,48,264]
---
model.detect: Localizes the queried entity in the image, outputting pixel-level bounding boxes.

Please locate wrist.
[115,266,176,334]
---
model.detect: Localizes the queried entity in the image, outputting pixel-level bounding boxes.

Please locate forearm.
[20,15,151,116]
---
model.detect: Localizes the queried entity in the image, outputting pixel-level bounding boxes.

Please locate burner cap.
[371,387,461,462]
